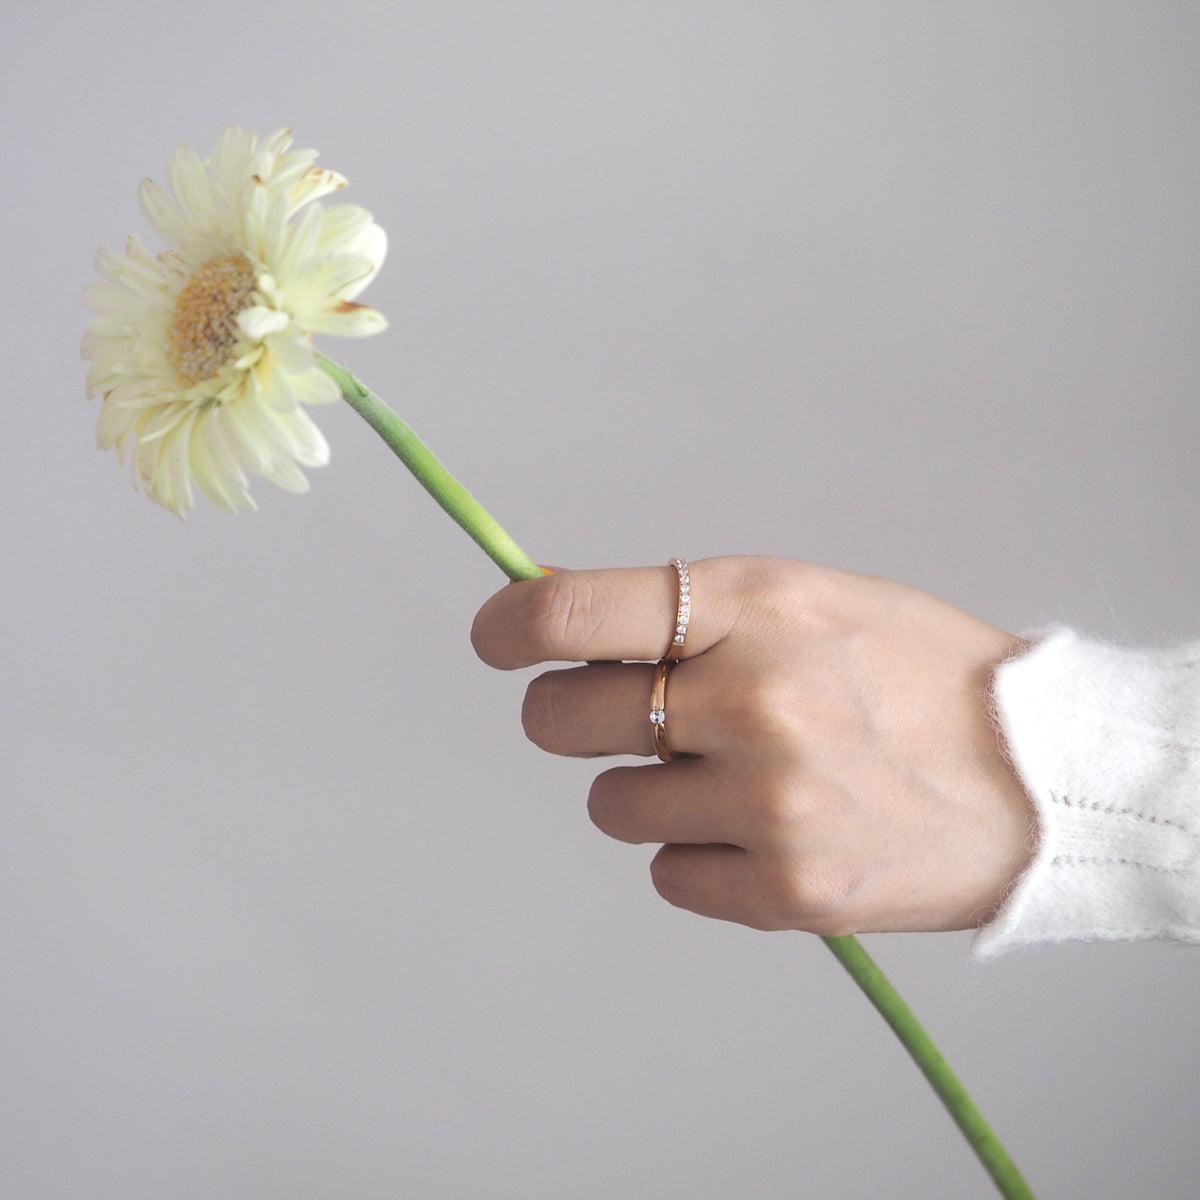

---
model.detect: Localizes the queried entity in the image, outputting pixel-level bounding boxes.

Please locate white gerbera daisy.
[82,126,387,515]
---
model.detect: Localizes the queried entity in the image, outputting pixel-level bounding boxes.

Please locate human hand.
[471,557,1035,936]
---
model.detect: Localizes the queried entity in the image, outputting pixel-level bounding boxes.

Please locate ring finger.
[522,659,709,758]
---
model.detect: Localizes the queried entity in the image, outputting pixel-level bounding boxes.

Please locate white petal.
[137,177,188,248]
[259,128,294,162]
[286,166,347,217]
[140,412,196,515]
[237,305,290,341]
[96,395,135,449]
[283,364,342,406]
[168,143,216,229]
[262,458,311,493]
[272,201,324,282]
[296,299,388,338]
[190,411,254,511]
[261,330,315,379]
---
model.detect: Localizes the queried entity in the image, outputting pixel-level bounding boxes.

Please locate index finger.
[470,562,729,669]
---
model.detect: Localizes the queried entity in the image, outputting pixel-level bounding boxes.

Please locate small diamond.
[649,708,666,725]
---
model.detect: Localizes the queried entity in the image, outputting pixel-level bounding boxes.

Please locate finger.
[648,844,799,932]
[587,760,747,846]
[471,561,730,670]
[523,659,712,758]
[648,844,765,927]
[650,844,857,935]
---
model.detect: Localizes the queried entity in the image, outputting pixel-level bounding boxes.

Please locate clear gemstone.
[649,708,665,725]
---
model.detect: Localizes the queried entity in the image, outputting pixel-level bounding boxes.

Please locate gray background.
[4,3,1199,1197]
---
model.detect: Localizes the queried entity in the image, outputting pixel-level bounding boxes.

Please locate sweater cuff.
[974,627,1200,959]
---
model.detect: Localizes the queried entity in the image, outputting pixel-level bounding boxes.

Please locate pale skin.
[471,556,1037,937]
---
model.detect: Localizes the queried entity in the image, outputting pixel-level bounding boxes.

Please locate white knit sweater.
[975,628,1200,958]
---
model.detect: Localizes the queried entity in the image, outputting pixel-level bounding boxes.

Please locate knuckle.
[764,863,858,936]
[753,784,808,845]
[527,573,607,660]
[724,674,802,743]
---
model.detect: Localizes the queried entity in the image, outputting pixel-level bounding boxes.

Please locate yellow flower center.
[167,255,258,385]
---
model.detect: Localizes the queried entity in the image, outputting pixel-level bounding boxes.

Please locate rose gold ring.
[649,658,677,763]
[665,557,691,661]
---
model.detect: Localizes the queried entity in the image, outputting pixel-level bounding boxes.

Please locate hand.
[471,557,1035,936]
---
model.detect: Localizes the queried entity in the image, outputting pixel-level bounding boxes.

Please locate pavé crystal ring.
[666,557,691,660]
[649,658,677,763]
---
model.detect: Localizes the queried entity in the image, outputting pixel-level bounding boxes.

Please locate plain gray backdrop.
[4,3,1199,1197]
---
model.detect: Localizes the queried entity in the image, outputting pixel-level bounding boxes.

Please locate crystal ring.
[666,557,691,660]
[649,658,677,763]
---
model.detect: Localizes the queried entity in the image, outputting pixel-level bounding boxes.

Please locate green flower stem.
[318,354,542,582]
[822,935,1033,1198]
[320,353,1033,1199]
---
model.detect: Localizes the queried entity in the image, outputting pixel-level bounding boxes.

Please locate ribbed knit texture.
[975,628,1200,959]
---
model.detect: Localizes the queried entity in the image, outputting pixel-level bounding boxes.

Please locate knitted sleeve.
[974,627,1200,959]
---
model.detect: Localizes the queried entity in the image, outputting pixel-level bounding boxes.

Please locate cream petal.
[240,177,272,261]
[273,202,324,281]
[137,177,189,249]
[259,128,294,162]
[209,126,258,209]
[85,358,125,397]
[247,401,329,467]
[290,364,342,406]
[326,251,386,302]
[141,413,195,515]
[268,149,320,198]
[261,330,315,379]
[287,253,375,305]
[134,403,190,446]
[228,393,296,460]
[94,243,164,290]
[316,214,387,282]
[124,234,164,273]
[168,143,216,229]
[82,280,127,314]
[191,411,254,511]
[96,395,136,449]
[254,190,290,272]
[293,299,388,338]
[286,166,347,217]
[279,407,331,467]
[84,310,145,338]
[262,458,311,493]
[237,305,290,341]
[220,401,272,473]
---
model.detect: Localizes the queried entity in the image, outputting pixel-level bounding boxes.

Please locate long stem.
[319,354,1033,1198]
[822,935,1034,1198]
[318,354,542,582]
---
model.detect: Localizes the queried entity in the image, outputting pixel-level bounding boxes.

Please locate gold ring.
[649,658,676,763]
[666,557,691,660]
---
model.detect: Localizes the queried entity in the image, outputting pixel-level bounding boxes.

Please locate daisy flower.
[82,126,387,515]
